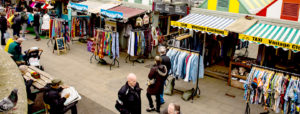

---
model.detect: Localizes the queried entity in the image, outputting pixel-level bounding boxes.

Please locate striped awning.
[171,13,237,36]
[239,23,300,52]
[238,0,275,14]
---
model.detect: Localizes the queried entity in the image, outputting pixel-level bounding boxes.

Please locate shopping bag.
[4,32,10,39]
[182,88,195,101]
[164,78,175,95]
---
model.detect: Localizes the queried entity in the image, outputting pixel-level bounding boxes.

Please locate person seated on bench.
[8,37,25,65]
[42,79,78,114]
[19,65,37,114]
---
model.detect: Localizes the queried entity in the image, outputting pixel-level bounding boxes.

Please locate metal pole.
[192,32,205,102]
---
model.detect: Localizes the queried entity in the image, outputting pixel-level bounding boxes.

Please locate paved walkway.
[19,33,273,114]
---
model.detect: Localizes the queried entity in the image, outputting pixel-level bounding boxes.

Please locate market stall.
[89,5,153,69]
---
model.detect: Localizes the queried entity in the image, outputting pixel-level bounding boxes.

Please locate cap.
[51,79,63,85]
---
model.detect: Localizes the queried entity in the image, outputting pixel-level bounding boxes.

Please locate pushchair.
[24,47,44,70]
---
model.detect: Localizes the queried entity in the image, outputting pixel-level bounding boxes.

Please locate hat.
[51,79,63,85]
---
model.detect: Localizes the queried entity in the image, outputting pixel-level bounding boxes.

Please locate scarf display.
[127,30,153,57]
[93,31,119,59]
[49,18,70,42]
[244,67,300,114]
[71,17,91,39]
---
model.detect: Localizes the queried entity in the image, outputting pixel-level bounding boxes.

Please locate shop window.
[135,0,142,4]
[217,0,229,8]
[282,3,299,17]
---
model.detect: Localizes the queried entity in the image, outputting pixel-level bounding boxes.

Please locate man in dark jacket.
[146,56,168,113]
[12,13,22,37]
[117,73,142,114]
[33,9,40,41]
[158,46,171,104]
[43,79,78,114]
[0,12,7,45]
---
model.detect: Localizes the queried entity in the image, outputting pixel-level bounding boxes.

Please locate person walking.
[20,8,28,39]
[0,12,7,45]
[12,12,22,37]
[158,46,171,104]
[117,73,142,114]
[33,9,40,41]
[146,56,168,113]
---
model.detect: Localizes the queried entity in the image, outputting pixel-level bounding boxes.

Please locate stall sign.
[101,9,123,20]
[239,34,300,52]
[105,20,117,32]
[171,21,228,36]
[70,2,88,11]
[153,2,189,15]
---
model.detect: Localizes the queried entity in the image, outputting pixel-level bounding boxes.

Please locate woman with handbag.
[146,56,168,113]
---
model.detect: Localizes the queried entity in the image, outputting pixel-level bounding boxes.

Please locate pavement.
[12,31,276,114]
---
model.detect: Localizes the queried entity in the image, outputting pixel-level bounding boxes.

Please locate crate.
[231,79,245,90]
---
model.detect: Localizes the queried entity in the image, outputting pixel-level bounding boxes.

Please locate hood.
[157,65,167,77]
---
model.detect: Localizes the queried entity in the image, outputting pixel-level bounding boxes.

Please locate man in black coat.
[12,13,22,37]
[117,73,142,114]
[158,46,171,104]
[0,12,7,45]
[43,79,78,114]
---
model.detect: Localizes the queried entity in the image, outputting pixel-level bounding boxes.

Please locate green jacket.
[8,41,23,61]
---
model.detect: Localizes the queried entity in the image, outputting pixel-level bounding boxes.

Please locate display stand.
[168,46,201,102]
[245,64,300,114]
[53,37,67,55]
[125,29,149,66]
[71,15,90,44]
[90,29,119,70]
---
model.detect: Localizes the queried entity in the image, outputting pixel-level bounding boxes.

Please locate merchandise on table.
[166,48,204,83]
[244,67,300,113]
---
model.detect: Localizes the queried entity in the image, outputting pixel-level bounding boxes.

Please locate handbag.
[147,79,156,86]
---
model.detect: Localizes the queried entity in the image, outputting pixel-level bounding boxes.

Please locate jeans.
[33,26,40,39]
[146,93,160,111]
[22,23,27,38]
[1,30,5,45]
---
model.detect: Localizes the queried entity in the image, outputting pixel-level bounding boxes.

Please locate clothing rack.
[89,29,119,70]
[168,46,201,102]
[245,64,300,114]
[251,64,300,77]
[125,29,149,66]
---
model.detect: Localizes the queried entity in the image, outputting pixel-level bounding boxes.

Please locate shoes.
[36,38,41,41]
[146,107,156,112]
[156,109,160,113]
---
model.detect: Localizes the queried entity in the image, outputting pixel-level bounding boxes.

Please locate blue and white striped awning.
[171,13,237,36]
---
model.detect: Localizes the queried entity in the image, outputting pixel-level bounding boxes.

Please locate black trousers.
[146,93,160,111]
[13,28,20,37]
[62,101,78,114]
[1,30,5,45]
